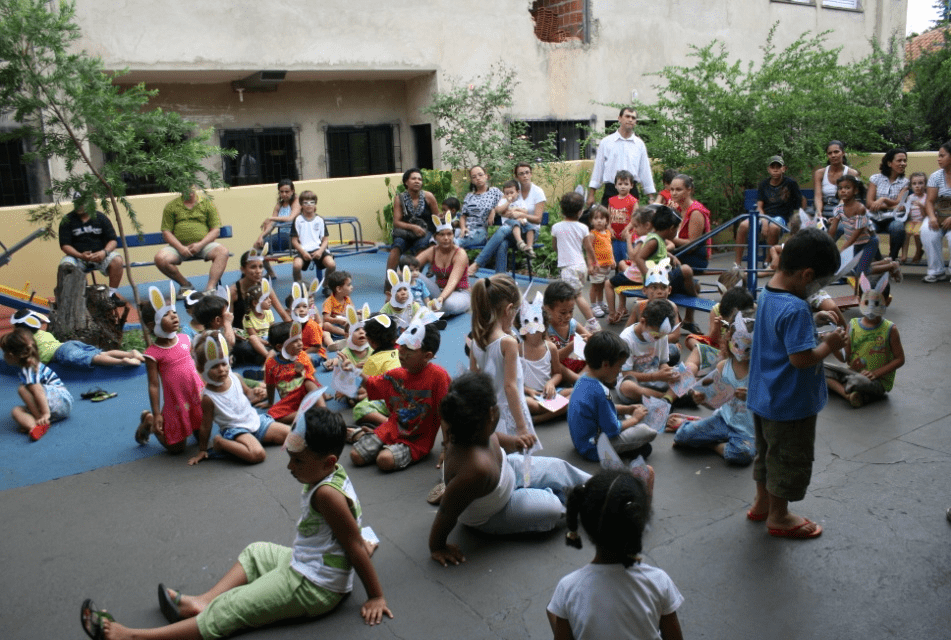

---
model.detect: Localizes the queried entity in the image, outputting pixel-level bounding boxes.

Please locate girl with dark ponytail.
[548,470,684,640]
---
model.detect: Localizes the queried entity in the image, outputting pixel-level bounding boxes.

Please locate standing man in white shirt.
[587,108,656,207]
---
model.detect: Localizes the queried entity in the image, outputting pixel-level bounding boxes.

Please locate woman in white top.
[813,140,859,220]
[921,140,951,283]
[866,148,909,261]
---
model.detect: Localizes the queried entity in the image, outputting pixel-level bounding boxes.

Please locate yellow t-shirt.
[362,349,401,378]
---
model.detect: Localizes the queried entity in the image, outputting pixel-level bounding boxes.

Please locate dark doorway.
[412,124,433,170]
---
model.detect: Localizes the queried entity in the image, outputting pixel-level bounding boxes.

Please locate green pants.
[196,542,345,639]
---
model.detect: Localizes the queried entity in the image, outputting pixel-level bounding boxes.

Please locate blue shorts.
[45,385,74,422]
[52,340,101,368]
[611,238,627,264]
[392,232,432,254]
[219,413,274,443]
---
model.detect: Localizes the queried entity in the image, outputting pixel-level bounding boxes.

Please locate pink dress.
[144,333,204,445]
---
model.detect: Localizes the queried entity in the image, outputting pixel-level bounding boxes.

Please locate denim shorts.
[46,385,73,422]
[60,251,122,276]
[52,340,101,368]
[219,413,274,443]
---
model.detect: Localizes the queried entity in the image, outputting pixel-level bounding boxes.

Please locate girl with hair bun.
[548,470,684,640]
[428,372,590,567]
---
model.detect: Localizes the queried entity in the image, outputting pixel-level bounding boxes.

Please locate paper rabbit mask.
[198,331,230,387]
[396,306,441,350]
[432,212,453,233]
[345,303,372,350]
[859,273,888,319]
[387,266,413,310]
[519,290,545,335]
[149,282,178,339]
[644,258,671,287]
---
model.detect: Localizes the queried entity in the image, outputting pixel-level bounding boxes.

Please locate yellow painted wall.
[0,174,399,300]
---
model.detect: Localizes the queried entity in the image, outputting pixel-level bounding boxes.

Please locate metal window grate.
[518,120,588,160]
[219,128,300,186]
[325,125,397,178]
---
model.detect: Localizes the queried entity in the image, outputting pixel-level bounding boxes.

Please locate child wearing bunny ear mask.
[617,299,682,403]
[287,279,328,367]
[265,321,327,424]
[138,282,205,451]
[518,289,571,423]
[350,310,451,472]
[324,303,374,372]
[189,330,290,465]
[380,266,421,327]
[674,309,757,465]
[825,273,905,408]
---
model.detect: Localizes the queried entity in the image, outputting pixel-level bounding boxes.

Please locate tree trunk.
[49,262,126,350]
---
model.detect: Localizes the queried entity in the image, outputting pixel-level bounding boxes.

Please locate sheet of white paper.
[361,526,379,545]
[572,334,586,360]
[641,395,670,432]
[667,363,696,398]
[332,366,363,398]
[693,369,736,409]
[596,432,628,472]
[835,246,862,279]
[537,393,569,413]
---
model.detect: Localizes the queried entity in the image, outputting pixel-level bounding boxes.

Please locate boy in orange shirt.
[322,270,353,340]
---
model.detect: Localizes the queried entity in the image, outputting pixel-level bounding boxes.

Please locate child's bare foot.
[135,410,153,445]
[766,514,822,538]
[467,262,479,278]
[747,498,769,521]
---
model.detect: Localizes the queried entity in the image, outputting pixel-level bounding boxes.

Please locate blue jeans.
[471,226,513,272]
[674,413,755,466]
[871,217,905,261]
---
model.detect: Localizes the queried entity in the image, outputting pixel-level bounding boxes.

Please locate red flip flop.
[746,509,768,522]
[768,519,822,539]
[29,423,50,441]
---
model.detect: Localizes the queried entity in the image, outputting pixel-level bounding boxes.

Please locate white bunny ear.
[292,282,303,301]
[431,214,442,229]
[309,277,321,295]
[369,313,392,328]
[284,388,329,453]
[279,321,304,360]
[346,304,359,327]
[859,273,871,293]
[402,265,412,283]
[387,269,400,287]
[433,212,452,232]
[261,242,269,257]
[874,272,889,293]
[197,330,231,387]
[214,284,231,311]
[149,282,178,339]
[261,279,271,297]
[11,310,49,330]
[361,302,371,321]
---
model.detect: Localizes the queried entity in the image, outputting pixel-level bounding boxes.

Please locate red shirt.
[608,194,638,240]
[674,200,712,259]
[365,363,451,461]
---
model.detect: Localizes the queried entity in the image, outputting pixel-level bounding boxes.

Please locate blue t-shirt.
[747,287,825,421]
[567,374,622,461]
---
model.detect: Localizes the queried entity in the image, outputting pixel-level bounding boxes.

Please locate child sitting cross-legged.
[567,331,656,463]
[518,290,571,424]
[322,270,353,341]
[617,298,682,403]
[80,402,392,640]
[349,311,451,473]
[264,321,326,424]
[243,280,275,361]
[187,330,290,465]
[351,314,401,428]
[825,273,905,408]
[544,280,593,387]
[673,309,757,466]
[428,371,591,567]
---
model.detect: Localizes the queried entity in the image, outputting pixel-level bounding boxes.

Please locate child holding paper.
[567,331,656,463]
[517,290,571,424]
[673,310,756,465]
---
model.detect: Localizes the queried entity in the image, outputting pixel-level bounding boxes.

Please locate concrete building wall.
[58,0,909,181]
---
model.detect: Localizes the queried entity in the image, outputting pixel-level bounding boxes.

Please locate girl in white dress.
[469,274,539,453]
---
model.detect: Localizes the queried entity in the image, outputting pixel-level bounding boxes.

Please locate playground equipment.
[0,229,53,313]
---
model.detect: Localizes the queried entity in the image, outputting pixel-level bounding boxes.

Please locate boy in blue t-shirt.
[567,331,656,463]
[746,228,846,539]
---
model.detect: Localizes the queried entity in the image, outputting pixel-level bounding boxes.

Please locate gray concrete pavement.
[2,257,949,640]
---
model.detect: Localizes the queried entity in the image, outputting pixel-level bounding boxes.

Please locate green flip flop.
[158,582,183,623]
[80,599,114,640]
[90,391,118,403]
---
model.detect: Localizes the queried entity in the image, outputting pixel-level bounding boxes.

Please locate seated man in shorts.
[154,186,230,295]
[58,193,126,305]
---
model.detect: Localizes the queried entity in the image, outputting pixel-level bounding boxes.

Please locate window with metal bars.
[517,120,589,160]
[219,128,299,186]
[0,137,33,206]
[325,125,399,178]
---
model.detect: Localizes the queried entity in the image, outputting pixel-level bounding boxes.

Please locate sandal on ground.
[81,387,109,400]
[135,410,153,445]
[157,583,183,623]
[29,422,50,441]
[81,599,114,640]
[427,482,446,505]
[90,391,118,403]
[746,509,768,522]
[608,310,628,325]
[768,518,822,539]
[346,426,367,444]
[681,321,703,335]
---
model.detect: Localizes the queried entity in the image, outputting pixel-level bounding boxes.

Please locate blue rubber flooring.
[0,252,523,489]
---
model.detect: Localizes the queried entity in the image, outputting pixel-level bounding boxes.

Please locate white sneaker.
[600,302,610,315]
[592,305,605,318]
[585,317,601,333]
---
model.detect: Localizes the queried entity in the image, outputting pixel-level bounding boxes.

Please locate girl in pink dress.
[136,283,204,454]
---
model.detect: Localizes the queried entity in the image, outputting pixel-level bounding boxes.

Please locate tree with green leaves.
[615,26,908,219]
[933,1,950,26]
[0,0,231,339]
[907,31,951,148]
[421,61,557,179]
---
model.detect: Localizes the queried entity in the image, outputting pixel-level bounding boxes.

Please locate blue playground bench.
[122,225,234,268]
